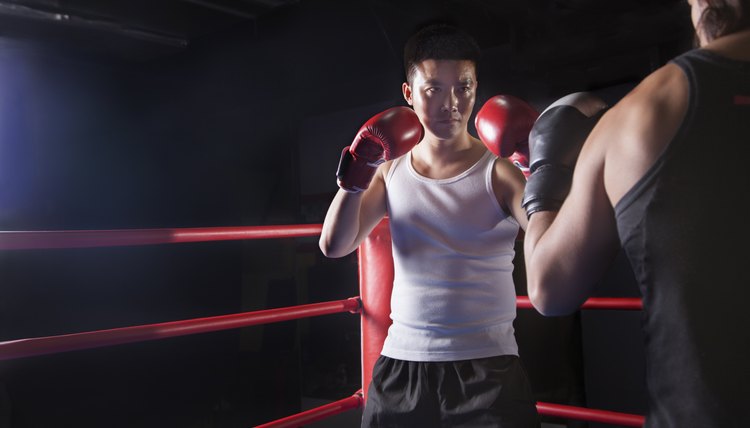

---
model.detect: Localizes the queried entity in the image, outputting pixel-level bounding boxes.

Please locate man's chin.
[428,122,464,140]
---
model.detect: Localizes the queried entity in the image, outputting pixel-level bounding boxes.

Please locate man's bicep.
[491,159,528,230]
[561,120,622,286]
[355,165,389,244]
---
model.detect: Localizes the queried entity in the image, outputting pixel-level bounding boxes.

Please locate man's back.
[615,47,750,427]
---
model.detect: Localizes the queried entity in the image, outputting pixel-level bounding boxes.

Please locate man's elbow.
[318,238,336,258]
[318,237,351,259]
[527,281,579,317]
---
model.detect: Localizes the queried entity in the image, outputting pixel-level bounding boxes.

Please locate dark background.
[0,0,694,426]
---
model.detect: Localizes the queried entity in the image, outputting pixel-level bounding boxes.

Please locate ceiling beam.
[180,0,257,19]
[0,1,188,47]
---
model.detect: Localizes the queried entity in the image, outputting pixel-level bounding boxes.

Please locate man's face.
[403,59,477,141]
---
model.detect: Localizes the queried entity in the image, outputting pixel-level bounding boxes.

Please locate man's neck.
[410,131,485,179]
[419,131,474,157]
[704,28,750,61]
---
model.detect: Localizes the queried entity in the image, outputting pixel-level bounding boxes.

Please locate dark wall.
[0,0,693,426]
[0,40,248,427]
[0,1,397,426]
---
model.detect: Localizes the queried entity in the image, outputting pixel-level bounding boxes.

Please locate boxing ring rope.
[536,402,644,427]
[0,221,646,427]
[0,298,361,361]
[0,224,322,250]
[517,296,643,310]
[255,391,365,428]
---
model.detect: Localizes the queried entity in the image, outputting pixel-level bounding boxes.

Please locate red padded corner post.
[358,218,394,405]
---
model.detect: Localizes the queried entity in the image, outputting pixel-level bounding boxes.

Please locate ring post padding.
[357,218,394,405]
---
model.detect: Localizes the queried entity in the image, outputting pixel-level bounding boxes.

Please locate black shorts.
[361,354,540,428]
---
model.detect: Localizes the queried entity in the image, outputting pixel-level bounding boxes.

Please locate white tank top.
[381,149,520,361]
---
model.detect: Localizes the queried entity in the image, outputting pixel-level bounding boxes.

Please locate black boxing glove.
[522,96,607,217]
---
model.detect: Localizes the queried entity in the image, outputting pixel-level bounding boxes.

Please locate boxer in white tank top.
[320,24,540,427]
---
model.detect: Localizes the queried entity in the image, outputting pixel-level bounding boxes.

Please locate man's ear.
[402,82,413,106]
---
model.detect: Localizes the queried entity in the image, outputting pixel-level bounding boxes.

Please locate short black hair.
[403,24,481,83]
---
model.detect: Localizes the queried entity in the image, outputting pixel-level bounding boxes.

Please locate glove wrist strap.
[336,146,377,193]
[522,164,573,218]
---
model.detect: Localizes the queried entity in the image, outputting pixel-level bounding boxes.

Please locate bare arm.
[319,163,388,258]
[493,158,528,231]
[524,64,688,316]
[523,120,620,315]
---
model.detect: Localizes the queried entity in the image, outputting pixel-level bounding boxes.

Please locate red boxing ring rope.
[0,297,360,361]
[536,401,645,427]
[517,296,643,310]
[0,224,323,250]
[1,222,647,426]
[255,391,364,428]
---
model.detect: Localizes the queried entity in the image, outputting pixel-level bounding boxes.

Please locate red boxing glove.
[336,107,423,193]
[510,151,530,179]
[475,95,539,168]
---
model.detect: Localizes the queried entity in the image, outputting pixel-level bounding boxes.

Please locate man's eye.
[426,87,439,93]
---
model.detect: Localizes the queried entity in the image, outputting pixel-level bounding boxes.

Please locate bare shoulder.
[493,155,523,176]
[623,62,686,113]
[492,156,526,189]
[376,158,396,183]
[492,155,528,228]
[594,63,689,205]
[602,63,686,135]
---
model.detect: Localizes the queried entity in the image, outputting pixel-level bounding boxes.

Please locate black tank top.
[615,49,750,427]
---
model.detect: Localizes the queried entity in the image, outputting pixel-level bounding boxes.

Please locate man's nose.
[442,89,459,112]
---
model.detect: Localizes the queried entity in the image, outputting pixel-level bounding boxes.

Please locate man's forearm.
[319,190,366,258]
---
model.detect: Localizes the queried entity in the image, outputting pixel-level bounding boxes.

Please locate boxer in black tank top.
[523,0,750,426]
[616,47,750,427]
